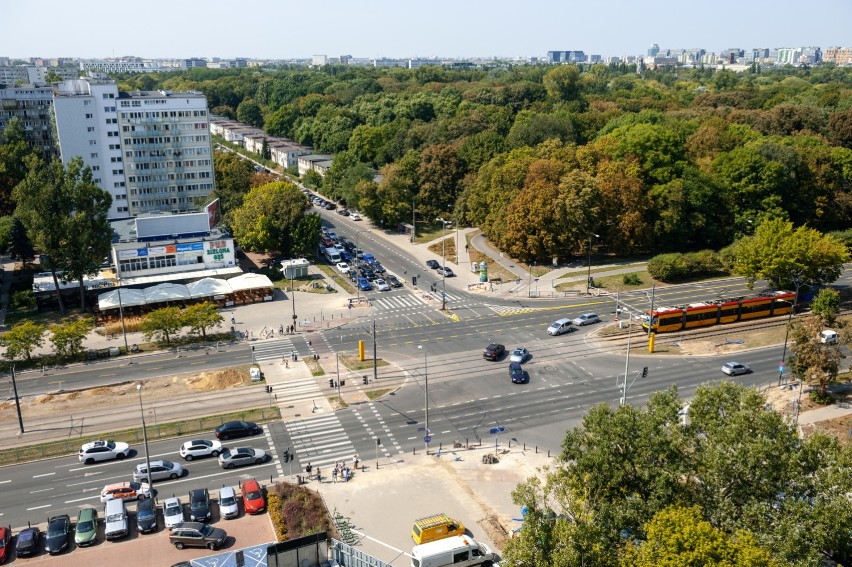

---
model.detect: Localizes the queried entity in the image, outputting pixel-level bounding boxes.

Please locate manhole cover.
[543,365,559,373]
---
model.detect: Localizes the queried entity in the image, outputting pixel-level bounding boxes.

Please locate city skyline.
[2,0,850,61]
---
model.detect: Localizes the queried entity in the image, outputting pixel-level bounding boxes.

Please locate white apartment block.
[0,84,56,156]
[79,58,162,73]
[0,65,78,85]
[269,141,312,169]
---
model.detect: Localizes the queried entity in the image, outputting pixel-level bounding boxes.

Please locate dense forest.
[116,64,851,261]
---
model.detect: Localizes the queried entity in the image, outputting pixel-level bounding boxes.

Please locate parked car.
[179,439,223,461]
[188,488,211,522]
[820,329,839,345]
[169,522,227,550]
[721,361,752,376]
[337,208,350,216]
[358,277,372,291]
[362,269,377,281]
[349,212,361,221]
[79,439,130,464]
[324,202,336,210]
[15,526,41,557]
[437,266,455,277]
[573,313,601,326]
[336,262,350,274]
[100,481,151,503]
[509,361,528,384]
[218,486,239,520]
[45,515,71,555]
[0,526,11,562]
[163,497,185,530]
[426,259,440,269]
[214,420,261,440]
[74,508,98,547]
[241,478,266,514]
[136,497,158,533]
[372,262,386,274]
[133,459,183,482]
[218,447,267,469]
[387,275,403,288]
[483,343,506,361]
[509,347,530,363]
[374,279,391,292]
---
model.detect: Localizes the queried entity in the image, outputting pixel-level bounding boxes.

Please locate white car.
[163,497,184,530]
[78,440,131,464]
[349,213,361,221]
[721,361,752,376]
[336,262,350,274]
[820,330,838,345]
[572,313,601,326]
[218,486,239,520]
[179,439,224,461]
[374,279,390,291]
[218,447,267,469]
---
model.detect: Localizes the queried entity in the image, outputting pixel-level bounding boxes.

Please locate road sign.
[534,278,539,282]
[423,435,432,443]
[489,427,505,435]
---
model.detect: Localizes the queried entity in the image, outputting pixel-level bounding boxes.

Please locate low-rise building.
[298,154,333,177]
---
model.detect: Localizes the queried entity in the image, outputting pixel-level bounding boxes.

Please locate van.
[411,535,495,567]
[547,318,574,336]
[104,498,128,540]
[411,513,465,545]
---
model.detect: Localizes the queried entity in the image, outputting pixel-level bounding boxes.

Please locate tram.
[643,291,795,333]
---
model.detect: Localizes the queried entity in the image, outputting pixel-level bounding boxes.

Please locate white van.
[411,535,495,567]
[104,498,128,540]
[547,318,574,336]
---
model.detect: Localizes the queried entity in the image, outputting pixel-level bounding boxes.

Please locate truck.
[410,535,495,567]
[323,247,342,264]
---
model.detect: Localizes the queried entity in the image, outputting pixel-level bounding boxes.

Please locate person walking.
[332,468,338,483]
[316,466,321,482]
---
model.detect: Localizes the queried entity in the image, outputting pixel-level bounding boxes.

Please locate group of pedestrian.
[306,454,359,484]
[332,459,353,483]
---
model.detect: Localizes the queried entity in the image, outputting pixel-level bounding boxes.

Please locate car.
[820,330,839,345]
[573,313,601,326]
[133,459,184,482]
[327,231,338,241]
[324,202,336,210]
[336,262,350,274]
[372,262,386,274]
[0,526,11,563]
[320,226,329,235]
[358,277,372,291]
[349,212,361,221]
[241,478,266,514]
[337,208,350,216]
[136,497,158,533]
[78,439,131,464]
[163,497,185,530]
[74,508,99,547]
[436,266,455,277]
[214,420,261,440]
[362,269,377,281]
[483,343,506,361]
[426,259,440,269]
[387,275,403,288]
[15,526,40,558]
[721,361,752,376]
[45,514,71,555]
[374,279,390,292]
[179,439,223,461]
[189,488,212,522]
[547,318,574,336]
[509,361,527,384]
[219,486,239,520]
[509,347,530,363]
[355,248,364,259]
[169,522,227,551]
[218,447,267,469]
[100,481,151,503]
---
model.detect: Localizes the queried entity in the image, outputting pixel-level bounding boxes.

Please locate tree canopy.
[230,181,317,255]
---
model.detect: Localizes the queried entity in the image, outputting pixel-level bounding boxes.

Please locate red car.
[0,526,10,563]
[241,478,265,514]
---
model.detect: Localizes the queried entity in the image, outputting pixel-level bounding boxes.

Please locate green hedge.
[647,250,726,282]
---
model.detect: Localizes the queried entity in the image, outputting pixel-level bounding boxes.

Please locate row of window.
[128,183,213,196]
[120,110,206,118]
[119,252,203,273]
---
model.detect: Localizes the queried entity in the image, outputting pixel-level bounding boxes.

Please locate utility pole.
[372,319,378,384]
[621,317,632,405]
[778,275,803,387]
[11,365,24,433]
[336,353,341,400]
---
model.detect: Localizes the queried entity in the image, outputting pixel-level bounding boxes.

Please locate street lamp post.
[778,275,803,387]
[586,234,600,295]
[136,384,153,490]
[436,218,450,310]
[527,261,537,298]
[290,269,297,333]
[418,345,429,450]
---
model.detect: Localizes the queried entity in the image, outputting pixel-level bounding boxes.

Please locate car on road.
[218,447,267,469]
[437,266,455,277]
[15,526,40,558]
[45,514,71,555]
[219,486,239,520]
[189,488,211,522]
[721,361,752,376]
[79,439,130,464]
[214,420,261,440]
[136,497,158,533]
[483,343,506,361]
[362,269,378,281]
[241,478,266,514]
[572,313,601,326]
[510,362,527,384]
[337,208,350,216]
[324,202,336,210]
[179,439,223,461]
[163,497,185,530]
[387,274,403,288]
[509,347,530,363]
[100,481,151,503]
[820,329,839,345]
[169,522,227,551]
[374,279,390,292]
[358,277,372,291]
[74,508,98,547]
[426,259,440,269]
[0,526,11,562]
[133,459,184,482]
[547,318,574,336]
[336,262,350,274]
[349,212,361,221]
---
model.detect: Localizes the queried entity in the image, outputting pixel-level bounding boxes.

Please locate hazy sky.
[3,0,850,60]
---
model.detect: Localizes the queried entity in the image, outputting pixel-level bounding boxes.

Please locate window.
[452,551,469,563]
[84,100,91,106]
[89,140,97,145]
[87,127,95,132]
[85,113,93,119]
[92,166,100,171]
[90,152,98,159]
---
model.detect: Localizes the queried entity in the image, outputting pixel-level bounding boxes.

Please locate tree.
[8,216,34,265]
[416,145,465,218]
[140,307,184,345]
[727,219,850,289]
[542,65,581,101]
[0,117,36,216]
[236,99,264,127]
[789,315,844,398]
[0,215,13,253]
[290,213,322,258]
[211,150,256,227]
[49,319,92,358]
[810,288,841,327]
[230,181,311,254]
[1,320,46,361]
[182,302,223,339]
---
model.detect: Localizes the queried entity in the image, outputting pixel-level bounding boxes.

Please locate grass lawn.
[306,357,325,376]
[312,264,356,294]
[555,270,660,293]
[338,354,389,370]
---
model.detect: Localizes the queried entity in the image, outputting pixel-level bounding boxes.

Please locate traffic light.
[412,275,417,286]
[329,379,335,388]
[642,367,648,378]
[363,376,368,385]
[340,379,346,387]
[265,385,272,393]
[376,438,381,446]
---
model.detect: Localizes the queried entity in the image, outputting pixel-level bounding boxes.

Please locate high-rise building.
[824,46,852,65]
[52,78,214,219]
[0,83,56,156]
[648,44,660,57]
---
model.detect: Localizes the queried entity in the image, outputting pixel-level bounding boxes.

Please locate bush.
[9,290,36,311]
[623,272,642,285]
[267,481,333,542]
[647,250,725,282]
[828,228,852,251]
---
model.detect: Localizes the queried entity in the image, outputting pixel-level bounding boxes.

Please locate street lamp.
[586,234,600,295]
[436,218,450,310]
[418,345,429,446]
[527,261,536,298]
[136,383,153,491]
[290,268,297,333]
[778,273,804,387]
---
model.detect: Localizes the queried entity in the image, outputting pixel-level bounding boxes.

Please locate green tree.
[542,65,582,101]
[810,288,841,327]
[230,181,311,254]
[182,302,223,338]
[140,306,184,345]
[789,315,844,398]
[290,213,322,258]
[1,320,46,361]
[0,117,36,216]
[49,319,92,358]
[0,215,13,253]
[236,99,264,127]
[8,216,34,264]
[211,150,256,226]
[416,145,465,218]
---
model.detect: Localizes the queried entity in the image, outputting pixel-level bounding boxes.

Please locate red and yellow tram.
[643,291,795,333]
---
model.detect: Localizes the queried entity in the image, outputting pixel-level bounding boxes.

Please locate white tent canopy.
[143,283,191,303]
[187,278,232,298]
[228,273,274,291]
[97,288,146,310]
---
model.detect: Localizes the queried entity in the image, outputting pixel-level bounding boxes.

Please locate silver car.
[163,497,184,530]
[218,486,239,520]
[573,313,601,326]
[133,459,184,482]
[218,447,267,469]
[721,362,752,376]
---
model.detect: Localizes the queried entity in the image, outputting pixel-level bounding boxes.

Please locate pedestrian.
[279,324,284,335]
[332,468,338,483]
[231,314,235,325]
[353,454,359,469]
[306,462,312,478]
[316,466,321,482]
[344,466,350,482]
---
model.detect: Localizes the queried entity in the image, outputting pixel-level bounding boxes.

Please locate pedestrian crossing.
[286,413,356,469]
[250,337,298,362]
[269,375,323,405]
[371,291,465,311]
[485,303,539,316]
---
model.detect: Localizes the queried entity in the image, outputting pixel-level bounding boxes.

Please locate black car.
[337,209,350,216]
[189,488,211,522]
[214,420,261,440]
[510,361,528,384]
[45,515,71,555]
[15,526,41,557]
[324,202,336,210]
[386,275,403,288]
[426,259,440,269]
[372,262,386,274]
[483,343,506,361]
[362,269,377,281]
[136,497,158,533]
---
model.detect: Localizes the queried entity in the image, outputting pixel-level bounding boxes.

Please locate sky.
[2,0,850,60]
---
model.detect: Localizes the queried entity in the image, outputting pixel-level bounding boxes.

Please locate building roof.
[143,283,192,303]
[228,273,274,291]
[97,288,146,310]
[186,277,232,298]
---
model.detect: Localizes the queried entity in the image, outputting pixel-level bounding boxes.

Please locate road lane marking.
[0,480,11,484]
[27,504,51,510]
[33,472,56,478]
[30,488,55,494]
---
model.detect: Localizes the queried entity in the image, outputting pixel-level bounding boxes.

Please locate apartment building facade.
[0,84,56,156]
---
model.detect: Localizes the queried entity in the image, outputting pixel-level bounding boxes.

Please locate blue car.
[358,277,372,291]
